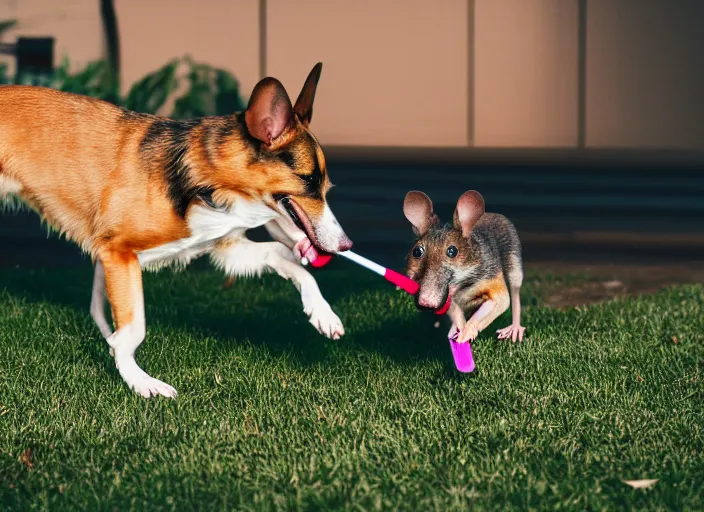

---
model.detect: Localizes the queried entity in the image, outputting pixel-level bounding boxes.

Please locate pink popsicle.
[310,250,474,372]
[310,250,419,294]
[448,329,475,373]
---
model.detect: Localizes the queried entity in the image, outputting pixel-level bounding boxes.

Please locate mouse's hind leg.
[456,276,511,343]
[496,253,526,342]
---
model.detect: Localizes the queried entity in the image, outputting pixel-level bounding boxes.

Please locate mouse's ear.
[404,191,437,236]
[454,190,485,237]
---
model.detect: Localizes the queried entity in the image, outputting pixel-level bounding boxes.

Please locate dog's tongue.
[311,252,333,267]
[294,238,333,267]
[304,245,319,263]
[294,238,318,262]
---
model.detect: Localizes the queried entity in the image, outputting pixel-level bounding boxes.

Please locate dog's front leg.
[224,221,298,289]
[98,249,177,398]
[264,219,297,250]
[264,219,312,264]
[211,239,344,339]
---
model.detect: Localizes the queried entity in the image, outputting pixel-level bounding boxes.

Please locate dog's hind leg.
[90,260,114,347]
[99,250,177,398]
[211,239,345,340]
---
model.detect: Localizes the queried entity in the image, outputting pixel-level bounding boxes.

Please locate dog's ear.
[245,77,293,146]
[404,191,437,237]
[293,62,322,127]
[453,190,485,238]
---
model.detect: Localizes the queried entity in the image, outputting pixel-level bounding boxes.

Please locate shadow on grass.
[0,257,461,370]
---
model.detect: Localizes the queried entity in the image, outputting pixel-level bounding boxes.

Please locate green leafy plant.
[98,55,246,117]
[0,19,16,35]
[0,25,246,118]
[50,57,119,102]
[0,64,9,85]
[122,58,180,114]
[171,56,246,119]
[0,19,16,85]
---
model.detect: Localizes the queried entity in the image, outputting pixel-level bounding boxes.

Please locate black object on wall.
[0,36,55,81]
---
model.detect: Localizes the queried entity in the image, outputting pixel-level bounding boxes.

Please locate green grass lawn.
[0,261,702,510]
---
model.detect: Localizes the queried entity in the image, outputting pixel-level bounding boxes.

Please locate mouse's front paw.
[458,322,479,343]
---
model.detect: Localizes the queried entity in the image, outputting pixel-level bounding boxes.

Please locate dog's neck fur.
[135,112,261,217]
[132,112,311,270]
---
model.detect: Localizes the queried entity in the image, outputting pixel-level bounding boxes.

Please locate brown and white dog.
[0,63,352,398]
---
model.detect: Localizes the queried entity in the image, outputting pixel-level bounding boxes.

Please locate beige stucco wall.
[267,0,469,147]
[473,0,579,147]
[1,0,703,150]
[114,0,261,98]
[586,0,704,149]
[0,0,104,73]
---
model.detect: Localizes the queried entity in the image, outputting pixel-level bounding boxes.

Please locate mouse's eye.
[412,245,424,259]
[446,245,458,258]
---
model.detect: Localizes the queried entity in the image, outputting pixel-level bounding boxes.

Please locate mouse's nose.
[417,295,438,310]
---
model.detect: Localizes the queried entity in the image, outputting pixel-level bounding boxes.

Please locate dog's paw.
[116,356,178,399]
[131,375,178,399]
[109,347,120,370]
[307,301,345,340]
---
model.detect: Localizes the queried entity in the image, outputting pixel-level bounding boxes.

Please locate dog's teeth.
[301,257,309,266]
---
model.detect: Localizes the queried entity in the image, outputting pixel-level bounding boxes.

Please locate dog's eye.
[446,245,458,258]
[412,245,424,259]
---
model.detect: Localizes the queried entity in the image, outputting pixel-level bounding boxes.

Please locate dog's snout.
[314,204,354,253]
[337,235,353,252]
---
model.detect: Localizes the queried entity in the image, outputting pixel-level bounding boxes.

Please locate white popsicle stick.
[337,250,385,276]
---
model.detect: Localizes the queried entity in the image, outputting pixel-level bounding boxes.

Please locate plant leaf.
[124,59,179,114]
[214,68,246,114]
[0,19,17,36]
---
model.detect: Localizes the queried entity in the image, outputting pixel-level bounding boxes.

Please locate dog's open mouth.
[277,195,352,259]
[279,196,323,261]
[280,196,307,234]
[279,197,324,263]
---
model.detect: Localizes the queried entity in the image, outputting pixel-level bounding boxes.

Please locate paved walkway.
[3,155,703,305]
